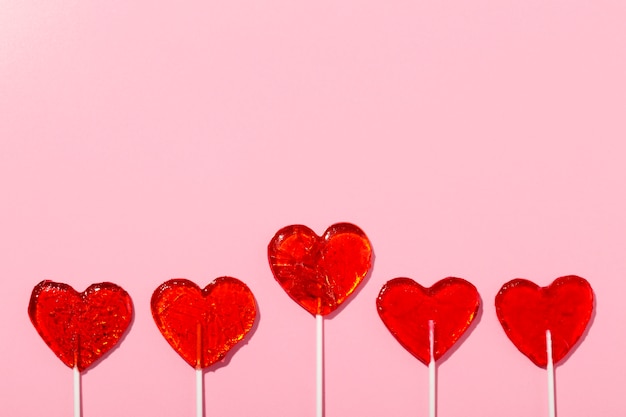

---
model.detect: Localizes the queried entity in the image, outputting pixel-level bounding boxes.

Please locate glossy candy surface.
[377,277,480,365]
[495,275,594,367]
[268,222,372,316]
[28,280,133,371]
[151,277,257,369]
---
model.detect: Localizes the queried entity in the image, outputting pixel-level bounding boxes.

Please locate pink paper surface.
[1,1,625,416]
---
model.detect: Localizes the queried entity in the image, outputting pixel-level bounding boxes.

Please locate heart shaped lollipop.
[495,275,594,367]
[377,277,480,365]
[151,277,257,369]
[267,222,372,316]
[28,280,133,371]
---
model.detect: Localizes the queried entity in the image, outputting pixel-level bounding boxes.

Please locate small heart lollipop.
[151,277,257,417]
[495,275,594,367]
[377,277,480,364]
[377,277,480,417]
[495,275,594,417]
[268,222,372,417]
[29,280,133,371]
[151,277,257,369]
[28,280,133,417]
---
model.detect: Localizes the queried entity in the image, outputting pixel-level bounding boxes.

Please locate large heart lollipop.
[267,222,372,316]
[151,277,257,369]
[377,277,480,365]
[28,280,133,371]
[495,275,594,367]
[268,222,372,417]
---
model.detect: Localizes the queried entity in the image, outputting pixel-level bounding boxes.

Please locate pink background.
[1,1,625,416]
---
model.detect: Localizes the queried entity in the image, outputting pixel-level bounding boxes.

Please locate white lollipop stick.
[428,320,436,417]
[316,314,324,417]
[546,329,555,417]
[196,368,203,417]
[73,365,81,417]
[196,323,203,417]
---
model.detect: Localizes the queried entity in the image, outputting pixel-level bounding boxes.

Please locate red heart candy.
[376,277,480,365]
[151,277,257,369]
[268,223,372,316]
[495,275,594,367]
[28,280,133,371]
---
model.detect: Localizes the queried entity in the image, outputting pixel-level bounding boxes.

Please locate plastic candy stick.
[73,365,80,417]
[546,330,555,417]
[316,314,324,417]
[428,320,435,417]
[196,364,203,417]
